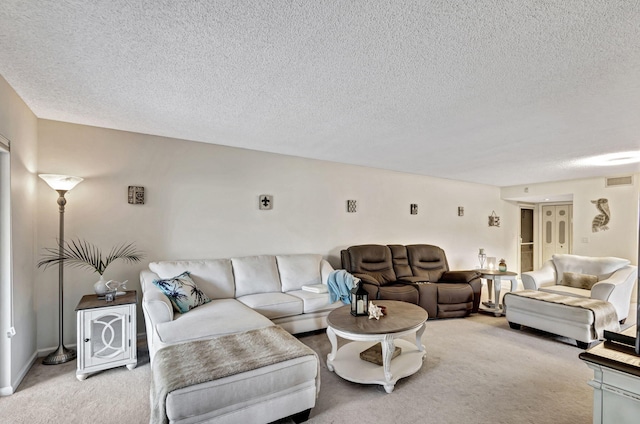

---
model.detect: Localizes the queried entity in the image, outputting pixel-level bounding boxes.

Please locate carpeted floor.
[0,304,636,424]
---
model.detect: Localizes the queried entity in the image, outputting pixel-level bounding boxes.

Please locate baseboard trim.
[1,350,37,396]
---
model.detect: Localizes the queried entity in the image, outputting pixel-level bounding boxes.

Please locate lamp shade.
[39,174,83,191]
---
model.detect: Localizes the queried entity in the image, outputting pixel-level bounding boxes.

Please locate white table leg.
[482,277,496,308]
[415,322,426,352]
[326,326,338,372]
[382,335,395,393]
[493,276,502,317]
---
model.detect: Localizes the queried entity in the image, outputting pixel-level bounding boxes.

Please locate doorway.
[520,208,534,273]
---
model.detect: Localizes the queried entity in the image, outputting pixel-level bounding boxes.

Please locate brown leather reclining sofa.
[341,244,481,318]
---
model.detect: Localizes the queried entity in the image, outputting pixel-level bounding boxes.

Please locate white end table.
[75,291,138,380]
[478,270,518,316]
[326,300,427,393]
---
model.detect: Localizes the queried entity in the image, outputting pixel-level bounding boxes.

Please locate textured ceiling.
[1,1,639,186]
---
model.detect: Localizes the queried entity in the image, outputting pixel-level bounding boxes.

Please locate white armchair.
[521,254,637,323]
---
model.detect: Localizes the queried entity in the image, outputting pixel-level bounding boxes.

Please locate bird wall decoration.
[591,198,610,232]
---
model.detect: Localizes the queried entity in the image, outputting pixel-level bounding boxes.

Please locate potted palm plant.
[38,238,144,295]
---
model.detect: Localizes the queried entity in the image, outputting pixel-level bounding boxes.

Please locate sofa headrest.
[406,244,449,281]
[346,244,396,284]
[552,254,631,282]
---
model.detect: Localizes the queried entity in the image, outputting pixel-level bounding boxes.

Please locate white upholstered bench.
[504,290,620,349]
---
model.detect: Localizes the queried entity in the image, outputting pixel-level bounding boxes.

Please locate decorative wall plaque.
[410,204,418,215]
[128,186,145,204]
[591,198,610,232]
[488,211,500,227]
[259,195,273,210]
[347,200,357,213]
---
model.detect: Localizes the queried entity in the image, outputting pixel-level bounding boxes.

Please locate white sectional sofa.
[140,254,342,424]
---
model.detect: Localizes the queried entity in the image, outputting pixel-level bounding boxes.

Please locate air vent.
[605,175,633,187]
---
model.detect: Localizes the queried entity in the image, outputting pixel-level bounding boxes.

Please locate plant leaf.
[38,238,144,276]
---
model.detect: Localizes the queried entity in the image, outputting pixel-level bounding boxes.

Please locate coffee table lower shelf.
[327,339,425,393]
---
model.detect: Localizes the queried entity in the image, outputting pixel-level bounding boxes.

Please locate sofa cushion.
[562,272,599,290]
[155,299,273,345]
[166,355,318,423]
[388,245,412,279]
[287,289,344,313]
[276,254,322,292]
[539,285,590,298]
[237,292,303,319]
[232,255,282,297]
[553,254,630,282]
[152,271,211,313]
[149,259,235,299]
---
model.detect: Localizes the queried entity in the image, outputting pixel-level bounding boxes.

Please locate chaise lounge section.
[341,244,481,318]
[141,253,341,424]
[505,254,637,348]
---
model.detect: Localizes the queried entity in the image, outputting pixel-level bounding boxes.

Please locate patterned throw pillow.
[152,271,211,313]
[562,272,599,290]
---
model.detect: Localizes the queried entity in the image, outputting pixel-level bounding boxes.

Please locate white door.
[541,204,572,263]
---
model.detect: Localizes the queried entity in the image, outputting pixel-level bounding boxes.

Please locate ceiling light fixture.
[576,151,640,167]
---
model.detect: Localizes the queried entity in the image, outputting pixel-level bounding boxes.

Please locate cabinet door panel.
[85,306,129,366]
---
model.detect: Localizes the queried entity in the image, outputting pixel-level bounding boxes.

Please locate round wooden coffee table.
[326,300,427,393]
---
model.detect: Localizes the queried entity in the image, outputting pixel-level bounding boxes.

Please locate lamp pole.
[39,174,83,365]
[42,189,75,364]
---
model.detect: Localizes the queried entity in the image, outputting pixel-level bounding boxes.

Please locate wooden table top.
[75,290,138,311]
[579,326,640,378]
[477,269,518,277]
[327,300,427,335]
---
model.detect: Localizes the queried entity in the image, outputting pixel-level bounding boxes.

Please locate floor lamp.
[39,174,83,365]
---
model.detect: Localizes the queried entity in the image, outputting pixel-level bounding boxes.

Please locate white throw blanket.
[150,326,318,424]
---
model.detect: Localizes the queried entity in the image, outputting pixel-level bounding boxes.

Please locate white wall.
[36,119,514,350]
[502,176,640,264]
[0,75,38,395]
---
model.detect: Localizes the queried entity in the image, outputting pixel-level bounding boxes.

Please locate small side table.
[478,270,518,317]
[75,290,138,381]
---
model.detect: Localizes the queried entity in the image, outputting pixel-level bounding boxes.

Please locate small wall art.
[488,211,500,227]
[347,200,357,213]
[128,186,145,204]
[458,206,464,216]
[259,195,273,210]
[410,204,418,215]
[591,198,610,232]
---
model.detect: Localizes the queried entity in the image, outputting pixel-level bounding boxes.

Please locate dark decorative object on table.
[499,259,507,272]
[350,280,369,316]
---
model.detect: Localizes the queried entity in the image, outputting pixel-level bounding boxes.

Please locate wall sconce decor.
[259,195,273,210]
[347,200,357,213]
[488,211,500,227]
[410,204,418,215]
[458,206,464,216]
[128,186,145,204]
